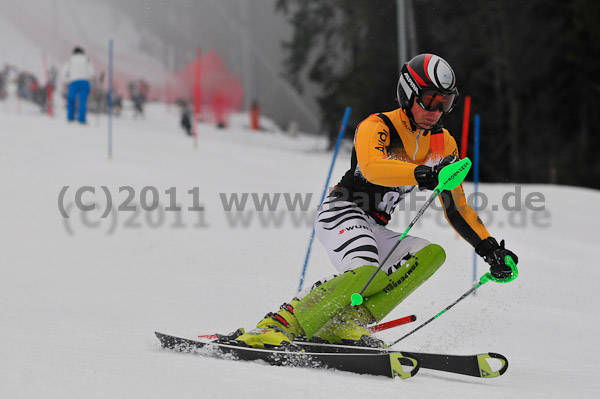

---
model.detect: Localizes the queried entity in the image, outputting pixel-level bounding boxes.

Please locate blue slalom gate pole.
[297,106,351,293]
[108,39,113,160]
[472,114,481,286]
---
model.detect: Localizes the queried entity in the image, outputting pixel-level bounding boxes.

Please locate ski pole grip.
[435,158,472,192]
[479,255,519,285]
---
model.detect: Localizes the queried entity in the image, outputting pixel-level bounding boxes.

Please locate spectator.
[128,79,149,118]
[62,46,95,124]
[250,99,261,131]
[0,69,6,100]
[179,100,193,136]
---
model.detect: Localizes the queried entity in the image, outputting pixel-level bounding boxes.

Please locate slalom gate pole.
[472,114,481,287]
[196,313,417,340]
[166,83,171,113]
[42,51,53,117]
[389,256,518,346]
[193,47,201,149]
[350,158,472,306]
[369,315,416,333]
[108,39,113,160]
[460,96,471,159]
[296,106,351,294]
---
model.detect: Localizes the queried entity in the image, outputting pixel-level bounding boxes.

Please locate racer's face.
[411,98,442,130]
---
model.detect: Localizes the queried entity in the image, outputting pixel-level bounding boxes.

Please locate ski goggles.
[415,89,457,113]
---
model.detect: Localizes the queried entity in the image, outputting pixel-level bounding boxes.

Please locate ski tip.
[390,353,420,379]
[410,315,417,321]
[477,352,509,378]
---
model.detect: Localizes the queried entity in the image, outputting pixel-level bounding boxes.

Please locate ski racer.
[234,54,519,348]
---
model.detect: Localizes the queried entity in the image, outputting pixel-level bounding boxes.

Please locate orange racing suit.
[331,107,490,248]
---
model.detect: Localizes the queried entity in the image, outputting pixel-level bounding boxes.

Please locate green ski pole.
[351,158,472,306]
[389,256,519,346]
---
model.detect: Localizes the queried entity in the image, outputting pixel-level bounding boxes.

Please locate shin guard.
[294,265,388,339]
[364,244,446,321]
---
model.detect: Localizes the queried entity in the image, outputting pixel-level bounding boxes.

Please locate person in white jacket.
[62,47,95,124]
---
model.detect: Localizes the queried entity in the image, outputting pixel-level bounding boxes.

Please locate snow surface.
[1,98,599,399]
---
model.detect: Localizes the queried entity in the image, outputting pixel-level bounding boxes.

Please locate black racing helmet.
[397,54,458,114]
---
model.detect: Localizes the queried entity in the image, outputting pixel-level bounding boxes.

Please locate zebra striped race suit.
[299,108,490,298]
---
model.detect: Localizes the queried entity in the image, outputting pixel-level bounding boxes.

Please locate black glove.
[475,237,519,279]
[414,155,458,190]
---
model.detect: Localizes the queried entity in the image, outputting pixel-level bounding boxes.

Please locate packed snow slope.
[1,100,599,399]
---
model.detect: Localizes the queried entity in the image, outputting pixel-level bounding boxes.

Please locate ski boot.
[310,304,386,348]
[234,300,304,350]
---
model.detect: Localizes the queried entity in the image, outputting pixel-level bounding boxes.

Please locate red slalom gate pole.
[196,314,417,340]
[369,315,416,333]
[460,95,471,159]
[193,47,201,149]
[42,51,53,116]
[166,82,171,113]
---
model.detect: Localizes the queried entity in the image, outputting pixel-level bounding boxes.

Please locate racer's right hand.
[414,155,458,190]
